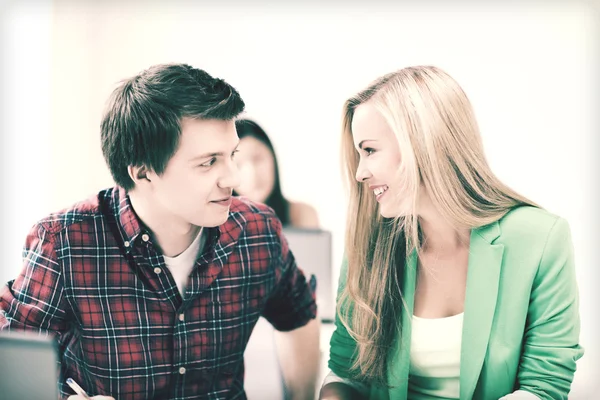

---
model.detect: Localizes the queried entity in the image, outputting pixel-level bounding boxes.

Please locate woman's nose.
[355,161,372,182]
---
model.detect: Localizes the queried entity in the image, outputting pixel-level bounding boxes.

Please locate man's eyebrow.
[190,151,224,161]
[189,141,240,162]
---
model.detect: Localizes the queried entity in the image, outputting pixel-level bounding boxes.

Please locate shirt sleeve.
[261,216,317,331]
[515,218,584,399]
[0,222,69,335]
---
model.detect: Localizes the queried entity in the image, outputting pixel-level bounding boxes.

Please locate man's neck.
[128,190,201,257]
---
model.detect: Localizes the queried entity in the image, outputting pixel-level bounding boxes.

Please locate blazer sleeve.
[328,257,362,380]
[517,217,584,399]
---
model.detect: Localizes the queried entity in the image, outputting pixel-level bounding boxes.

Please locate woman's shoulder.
[496,205,571,247]
[289,201,320,229]
[500,205,563,229]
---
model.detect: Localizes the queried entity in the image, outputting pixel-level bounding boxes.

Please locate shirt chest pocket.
[206,270,276,316]
[206,285,268,320]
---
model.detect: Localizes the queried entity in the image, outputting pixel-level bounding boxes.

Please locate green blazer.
[328,207,584,399]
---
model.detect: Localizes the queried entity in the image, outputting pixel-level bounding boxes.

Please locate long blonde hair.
[339,66,536,384]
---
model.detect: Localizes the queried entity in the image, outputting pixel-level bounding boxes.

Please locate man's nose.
[219,159,242,190]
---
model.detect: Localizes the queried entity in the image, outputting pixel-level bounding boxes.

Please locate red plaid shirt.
[0,187,317,400]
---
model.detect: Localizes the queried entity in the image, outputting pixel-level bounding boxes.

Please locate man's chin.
[195,214,229,228]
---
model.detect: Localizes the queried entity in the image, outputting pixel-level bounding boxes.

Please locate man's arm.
[274,317,321,400]
[0,222,68,334]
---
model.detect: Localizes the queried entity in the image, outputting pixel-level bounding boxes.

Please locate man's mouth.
[211,196,232,207]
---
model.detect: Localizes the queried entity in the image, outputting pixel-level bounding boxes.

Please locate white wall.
[1,1,53,284]
[3,0,597,396]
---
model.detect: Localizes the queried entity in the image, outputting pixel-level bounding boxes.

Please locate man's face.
[147,117,241,228]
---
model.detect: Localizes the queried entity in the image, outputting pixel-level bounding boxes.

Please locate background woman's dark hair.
[233,119,291,225]
[100,63,245,191]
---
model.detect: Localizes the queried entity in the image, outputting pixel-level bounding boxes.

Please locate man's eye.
[231,150,239,159]
[200,158,217,167]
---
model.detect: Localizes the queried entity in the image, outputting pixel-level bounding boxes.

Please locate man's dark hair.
[101,63,245,190]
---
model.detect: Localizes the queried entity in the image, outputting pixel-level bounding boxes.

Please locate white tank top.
[408,312,463,399]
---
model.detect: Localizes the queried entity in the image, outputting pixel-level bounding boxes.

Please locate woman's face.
[351,102,412,218]
[234,136,276,203]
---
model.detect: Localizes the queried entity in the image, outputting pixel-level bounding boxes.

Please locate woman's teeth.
[374,186,388,196]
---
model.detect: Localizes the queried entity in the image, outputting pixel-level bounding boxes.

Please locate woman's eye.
[364,148,375,156]
[231,150,239,159]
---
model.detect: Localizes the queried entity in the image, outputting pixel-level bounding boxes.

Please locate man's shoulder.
[226,197,282,236]
[35,188,116,235]
[229,196,279,222]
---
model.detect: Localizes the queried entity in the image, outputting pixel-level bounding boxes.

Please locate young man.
[0,63,320,400]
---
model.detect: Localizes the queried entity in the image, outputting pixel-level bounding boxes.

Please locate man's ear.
[127,165,152,185]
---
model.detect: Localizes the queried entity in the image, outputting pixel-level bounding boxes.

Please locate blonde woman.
[320,66,583,400]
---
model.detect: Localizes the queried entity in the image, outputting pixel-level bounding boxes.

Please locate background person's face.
[234,136,276,204]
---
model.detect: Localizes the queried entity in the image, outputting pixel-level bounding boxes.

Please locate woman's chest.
[413,252,469,318]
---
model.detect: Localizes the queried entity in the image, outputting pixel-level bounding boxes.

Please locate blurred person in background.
[234,118,322,400]
[234,118,319,229]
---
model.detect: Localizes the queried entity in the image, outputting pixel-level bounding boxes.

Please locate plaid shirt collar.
[112,186,225,261]
[114,186,144,248]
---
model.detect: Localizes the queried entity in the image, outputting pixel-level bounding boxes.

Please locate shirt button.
[179,367,186,375]
[179,313,185,322]
[141,233,150,242]
[124,241,130,248]
[154,267,162,275]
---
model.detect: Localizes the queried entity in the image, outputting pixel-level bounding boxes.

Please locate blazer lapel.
[386,250,418,400]
[460,221,504,399]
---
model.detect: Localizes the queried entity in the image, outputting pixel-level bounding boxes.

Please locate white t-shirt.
[162,229,205,298]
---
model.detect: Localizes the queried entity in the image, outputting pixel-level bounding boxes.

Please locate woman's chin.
[378,203,409,219]
[379,207,397,219]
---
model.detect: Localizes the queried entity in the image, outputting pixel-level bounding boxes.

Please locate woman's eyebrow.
[358,140,377,149]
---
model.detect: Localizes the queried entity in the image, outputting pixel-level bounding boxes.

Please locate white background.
[1,0,597,397]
